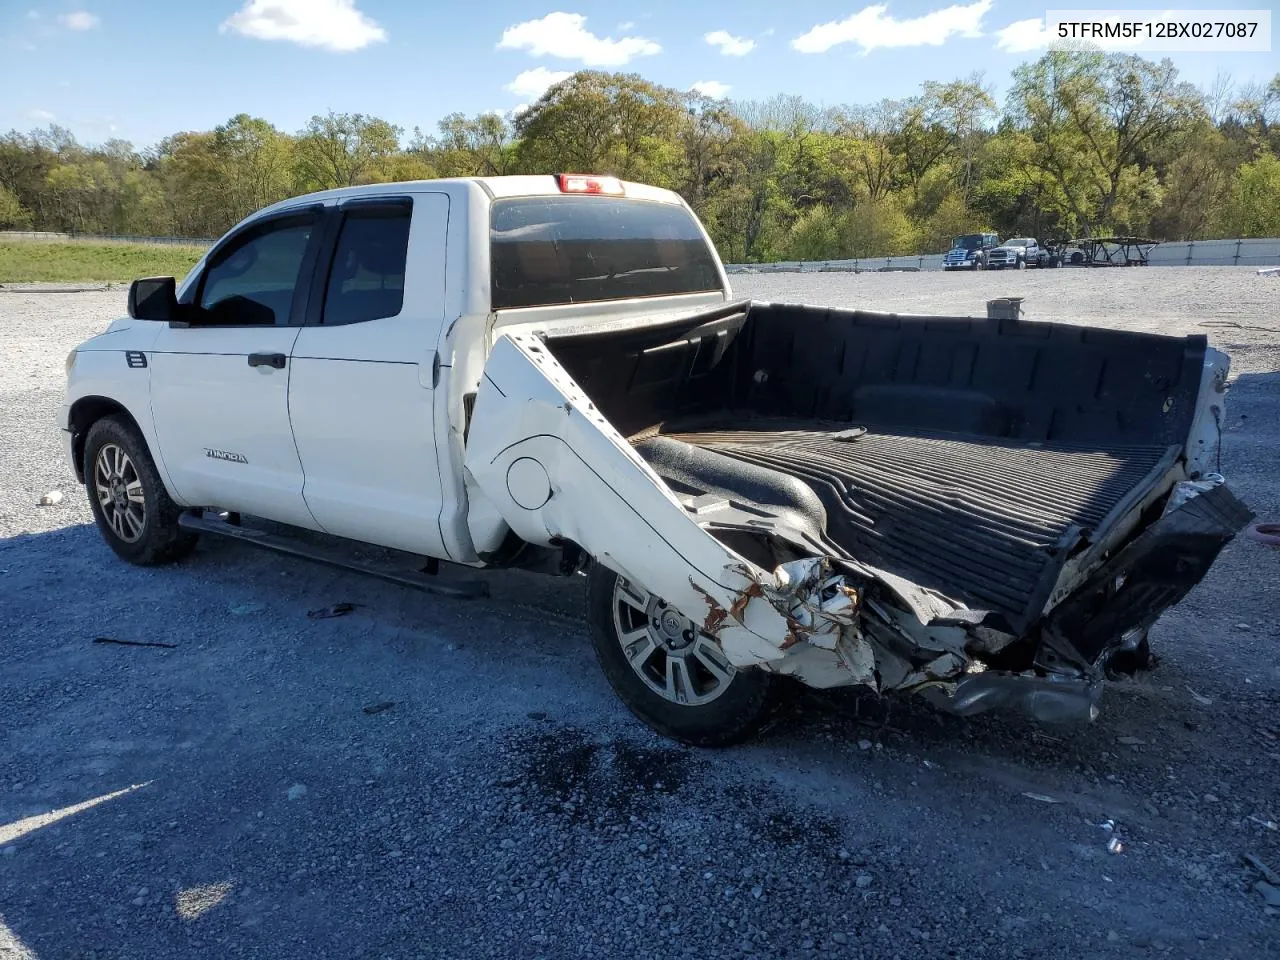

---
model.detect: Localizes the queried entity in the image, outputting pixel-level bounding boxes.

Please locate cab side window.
[321,206,412,326]
[197,216,315,326]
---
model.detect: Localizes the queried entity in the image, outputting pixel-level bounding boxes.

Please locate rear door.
[148,208,325,529]
[287,193,452,557]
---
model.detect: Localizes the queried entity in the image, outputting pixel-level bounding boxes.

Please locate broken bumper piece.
[919,674,1101,724]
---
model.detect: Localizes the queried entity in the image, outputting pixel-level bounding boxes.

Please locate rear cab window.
[489,196,723,310]
[321,204,412,325]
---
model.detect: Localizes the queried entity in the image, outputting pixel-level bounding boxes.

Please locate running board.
[178,511,490,599]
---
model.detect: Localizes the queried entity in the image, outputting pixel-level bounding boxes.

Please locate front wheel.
[84,416,197,565]
[587,565,776,746]
[1017,257,1027,270]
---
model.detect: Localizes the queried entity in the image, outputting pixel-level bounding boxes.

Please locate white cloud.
[506,66,573,100]
[995,17,1049,52]
[617,20,635,31]
[498,12,660,66]
[793,1,992,54]
[220,0,386,52]
[26,9,40,20]
[691,80,732,99]
[29,108,55,121]
[705,30,755,56]
[58,11,99,30]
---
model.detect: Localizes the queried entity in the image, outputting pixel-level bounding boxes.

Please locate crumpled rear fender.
[463,332,873,674]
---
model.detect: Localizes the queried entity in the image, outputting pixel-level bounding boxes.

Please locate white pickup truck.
[63,174,1251,745]
[985,238,1046,269]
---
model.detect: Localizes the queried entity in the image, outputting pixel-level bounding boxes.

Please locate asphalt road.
[2,268,1278,959]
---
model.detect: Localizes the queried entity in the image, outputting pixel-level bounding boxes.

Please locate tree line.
[1,50,1278,261]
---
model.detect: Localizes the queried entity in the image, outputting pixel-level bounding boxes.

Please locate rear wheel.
[84,416,197,565]
[587,565,775,746]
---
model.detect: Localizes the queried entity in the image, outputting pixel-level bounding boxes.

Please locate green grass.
[0,240,207,283]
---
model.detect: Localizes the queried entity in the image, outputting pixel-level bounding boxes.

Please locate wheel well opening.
[69,397,137,482]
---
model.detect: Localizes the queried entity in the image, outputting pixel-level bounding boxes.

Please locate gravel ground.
[2,268,1278,960]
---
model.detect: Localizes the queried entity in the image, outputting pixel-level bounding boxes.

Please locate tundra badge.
[205,448,248,464]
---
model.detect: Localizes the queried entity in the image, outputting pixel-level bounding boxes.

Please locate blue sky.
[3,1,1275,147]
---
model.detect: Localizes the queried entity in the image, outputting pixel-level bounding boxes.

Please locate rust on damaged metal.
[689,578,731,634]
[728,580,765,622]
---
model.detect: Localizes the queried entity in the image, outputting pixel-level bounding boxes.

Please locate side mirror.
[127,276,179,322]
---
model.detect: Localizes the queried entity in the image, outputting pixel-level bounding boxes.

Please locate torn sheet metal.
[464,333,892,687]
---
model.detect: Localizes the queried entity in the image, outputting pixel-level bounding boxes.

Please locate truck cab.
[943,232,1000,270]
[63,176,1250,746]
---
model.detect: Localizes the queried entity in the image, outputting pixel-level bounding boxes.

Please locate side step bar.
[178,511,490,599]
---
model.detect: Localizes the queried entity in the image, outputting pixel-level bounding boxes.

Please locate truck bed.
[546,299,1211,630]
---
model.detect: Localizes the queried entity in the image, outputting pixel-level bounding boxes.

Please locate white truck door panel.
[288,193,450,557]
[149,326,318,528]
[147,209,323,529]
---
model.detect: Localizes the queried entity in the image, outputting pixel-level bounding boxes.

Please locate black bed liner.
[547,299,1212,630]
[646,425,1180,631]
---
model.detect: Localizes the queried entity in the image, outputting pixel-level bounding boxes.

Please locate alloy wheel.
[94,443,146,543]
[611,578,736,706]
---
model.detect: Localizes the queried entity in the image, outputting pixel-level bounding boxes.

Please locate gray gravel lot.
[2,268,1278,959]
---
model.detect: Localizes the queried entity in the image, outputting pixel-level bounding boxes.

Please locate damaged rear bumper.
[464,332,1251,724]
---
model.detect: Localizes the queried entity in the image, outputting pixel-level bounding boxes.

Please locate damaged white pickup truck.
[63,174,1252,745]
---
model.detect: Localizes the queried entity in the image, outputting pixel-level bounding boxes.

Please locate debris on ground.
[285,784,307,801]
[37,490,63,506]
[307,602,360,619]
[1256,882,1280,907]
[1107,837,1125,854]
[362,701,396,715]
[1244,521,1280,548]
[228,601,266,615]
[1243,853,1280,886]
[1187,687,1214,706]
[92,636,178,650]
[1022,793,1061,804]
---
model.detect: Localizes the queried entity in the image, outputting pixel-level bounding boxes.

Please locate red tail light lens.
[557,174,624,195]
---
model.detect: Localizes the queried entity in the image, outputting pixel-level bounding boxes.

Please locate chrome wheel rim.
[612,578,736,706]
[94,443,145,543]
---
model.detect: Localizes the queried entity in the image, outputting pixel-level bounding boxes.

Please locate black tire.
[83,416,198,565]
[587,564,776,746]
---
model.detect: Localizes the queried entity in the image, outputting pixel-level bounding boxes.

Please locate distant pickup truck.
[62,175,1250,745]
[986,237,1053,269]
[943,232,1000,270]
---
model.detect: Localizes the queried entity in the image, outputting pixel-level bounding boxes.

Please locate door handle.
[248,352,287,369]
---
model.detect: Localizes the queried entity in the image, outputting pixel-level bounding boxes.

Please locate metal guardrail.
[4,230,1277,269]
[0,231,215,246]
[726,237,1280,273]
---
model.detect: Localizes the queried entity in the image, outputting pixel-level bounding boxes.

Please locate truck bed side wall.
[546,302,1209,448]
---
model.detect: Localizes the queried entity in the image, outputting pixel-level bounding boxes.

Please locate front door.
[149,209,324,530]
